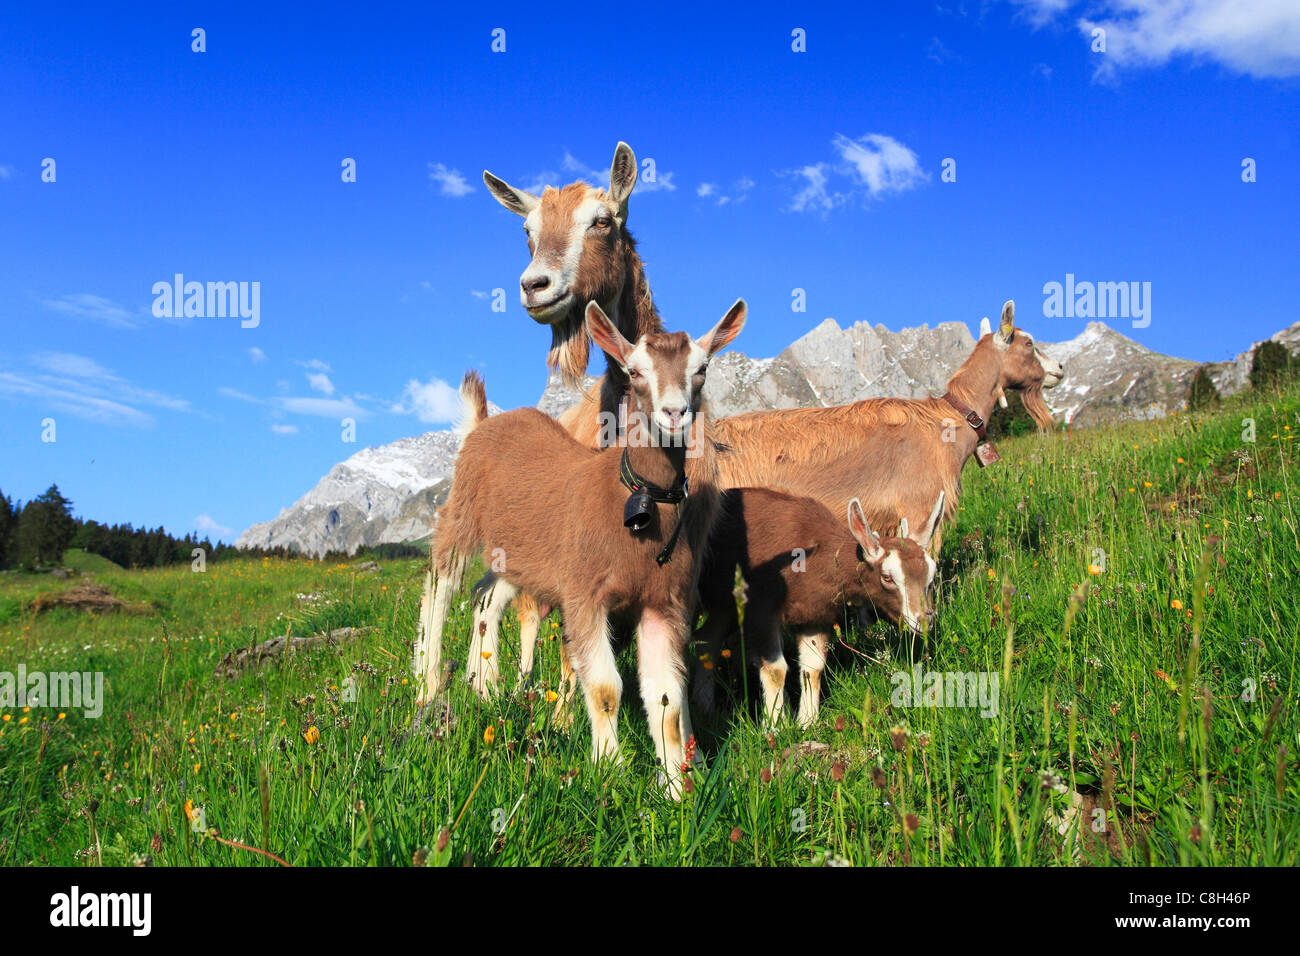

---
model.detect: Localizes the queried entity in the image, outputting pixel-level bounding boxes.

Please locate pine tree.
[987,389,1038,439]
[1187,366,1221,411]
[13,485,78,568]
[1249,340,1296,391]
[0,489,16,569]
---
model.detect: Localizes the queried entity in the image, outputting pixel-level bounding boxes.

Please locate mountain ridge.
[235,317,1300,556]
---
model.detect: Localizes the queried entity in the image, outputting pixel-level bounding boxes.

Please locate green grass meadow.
[2,385,1297,867]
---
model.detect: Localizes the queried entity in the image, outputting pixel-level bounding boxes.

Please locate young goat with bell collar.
[413,299,745,797]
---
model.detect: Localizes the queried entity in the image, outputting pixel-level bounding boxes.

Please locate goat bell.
[624,488,655,531]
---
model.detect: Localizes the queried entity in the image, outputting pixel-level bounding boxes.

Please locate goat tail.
[458,370,489,437]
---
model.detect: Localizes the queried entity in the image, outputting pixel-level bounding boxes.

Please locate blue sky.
[2,1,1297,542]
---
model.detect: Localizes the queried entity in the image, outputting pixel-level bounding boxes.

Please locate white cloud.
[0,351,190,427]
[470,289,489,300]
[785,134,928,213]
[392,376,461,424]
[193,514,234,539]
[634,170,676,193]
[220,381,366,419]
[522,150,677,197]
[428,162,474,197]
[833,133,930,197]
[926,36,958,62]
[42,293,139,330]
[219,386,259,403]
[698,176,755,206]
[277,396,365,418]
[270,423,298,434]
[1015,1,1300,79]
[0,165,14,179]
[787,163,839,213]
[248,347,267,363]
[306,371,335,395]
[1010,0,1071,27]
[295,358,331,372]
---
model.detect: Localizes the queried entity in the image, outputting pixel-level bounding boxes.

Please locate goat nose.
[660,405,691,429]
[521,274,550,294]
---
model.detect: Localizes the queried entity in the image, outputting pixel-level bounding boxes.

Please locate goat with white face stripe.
[694,489,944,727]
[483,142,659,393]
[614,328,712,446]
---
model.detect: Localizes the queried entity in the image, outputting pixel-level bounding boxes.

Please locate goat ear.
[979,316,992,338]
[847,499,885,562]
[483,171,539,217]
[912,491,946,550]
[585,301,635,366]
[998,300,1015,344]
[698,299,747,357]
[608,141,637,213]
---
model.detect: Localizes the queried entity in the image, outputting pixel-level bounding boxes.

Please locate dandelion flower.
[1171,599,1184,610]
[303,725,320,745]
[483,725,496,746]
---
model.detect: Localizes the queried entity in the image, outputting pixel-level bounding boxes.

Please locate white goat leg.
[414,557,464,706]
[466,579,517,698]
[516,601,542,685]
[638,609,690,799]
[569,613,622,763]
[796,631,830,728]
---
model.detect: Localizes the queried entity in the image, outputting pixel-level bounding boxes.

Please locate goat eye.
[627,368,641,380]
[593,216,611,228]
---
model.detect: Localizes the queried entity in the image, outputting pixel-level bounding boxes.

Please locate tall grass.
[1,383,1295,866]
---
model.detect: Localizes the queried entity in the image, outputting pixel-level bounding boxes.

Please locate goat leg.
[637,608,692,799]
[796,630,830,729]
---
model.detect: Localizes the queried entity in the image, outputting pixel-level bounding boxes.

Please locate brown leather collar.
[942,392,987,440]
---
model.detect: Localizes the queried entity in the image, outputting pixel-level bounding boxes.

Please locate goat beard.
[1020,383,1055,432]
[549,311,592,388]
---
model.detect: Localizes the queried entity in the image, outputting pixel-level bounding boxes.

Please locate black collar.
[619,448,688,503]
[619,448,689,566]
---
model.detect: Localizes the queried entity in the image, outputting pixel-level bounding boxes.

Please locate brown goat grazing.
[694,488,943,727]
[413,299,746,796]
[479,142,667,694]
[713,300,1064,547]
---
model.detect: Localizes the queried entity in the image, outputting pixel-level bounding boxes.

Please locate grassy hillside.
[1,382,1296,866]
